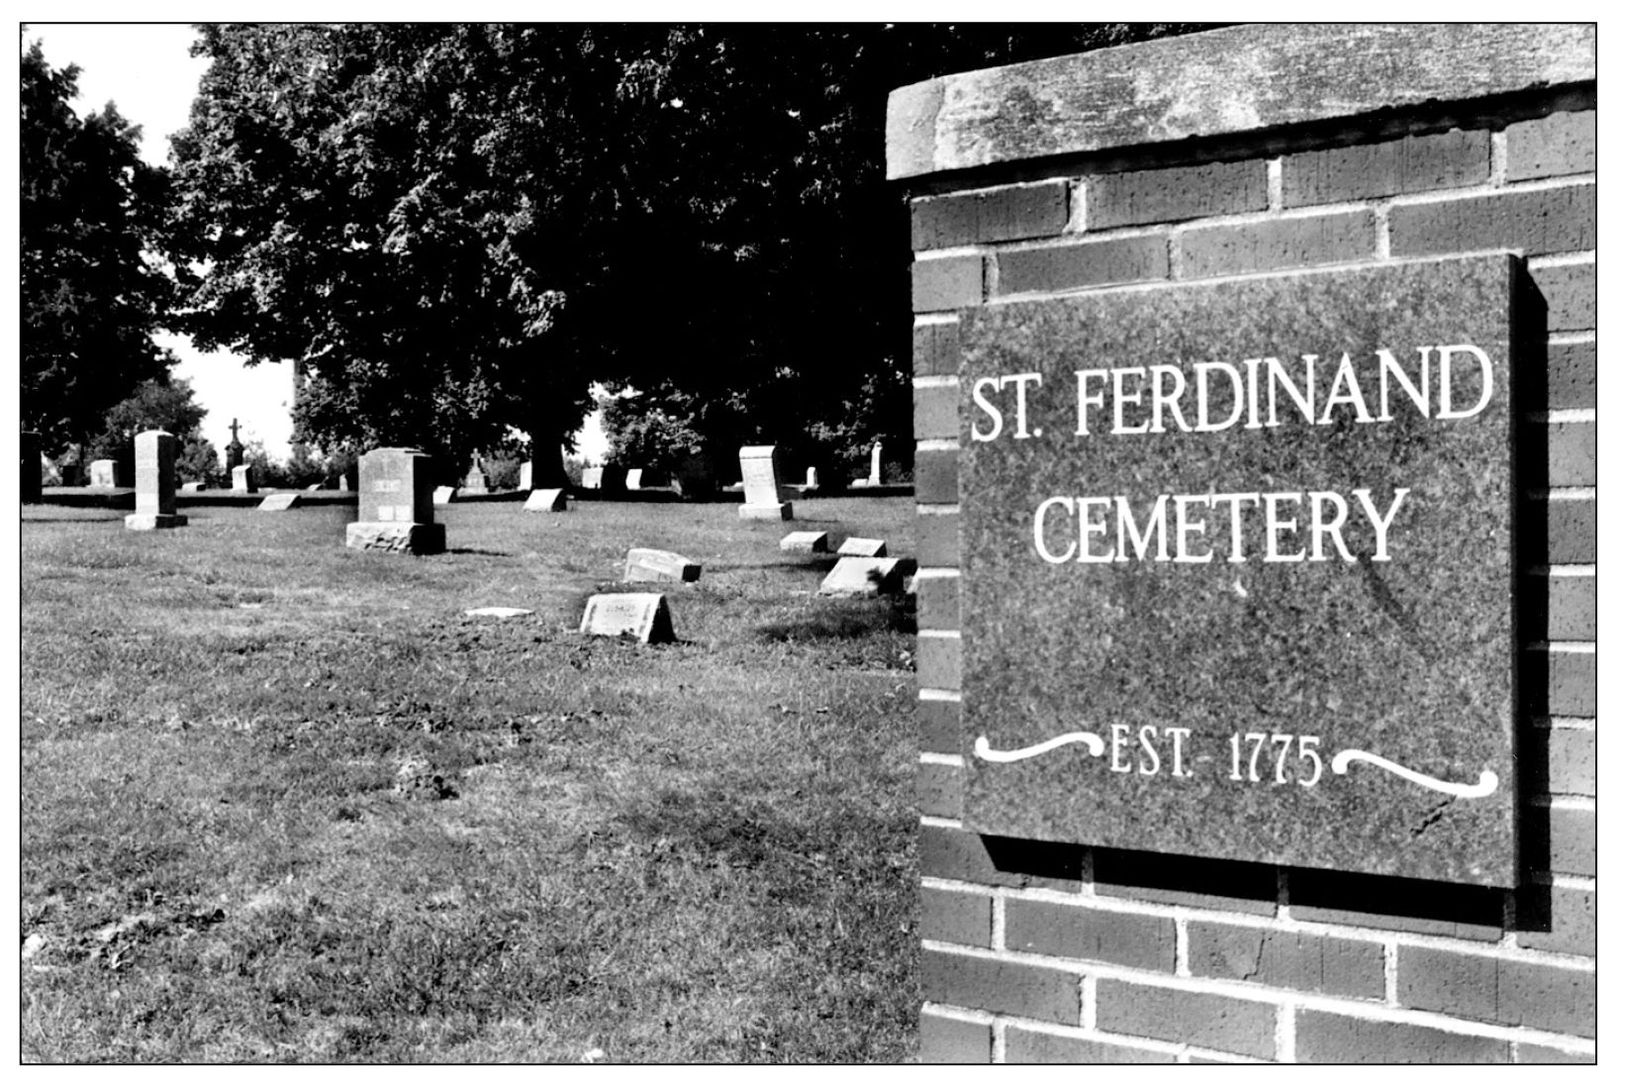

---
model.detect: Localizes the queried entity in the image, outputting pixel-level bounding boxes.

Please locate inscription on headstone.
[580,593,676,643]
[124,430,187,530]
[738,445,792,520]
[958,253,1518,887]
[345,447,445,554]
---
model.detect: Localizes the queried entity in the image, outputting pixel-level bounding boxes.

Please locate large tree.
[169,25,1205,480]
[20,41,177,456]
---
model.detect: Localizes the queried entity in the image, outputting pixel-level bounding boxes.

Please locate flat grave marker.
[624,548,702,583]
[780,531,830,554]
[580,593,676,643]
[259,493,301,511]
[837,537,888,557]
[819,556,908,597]
[524,488,568,512]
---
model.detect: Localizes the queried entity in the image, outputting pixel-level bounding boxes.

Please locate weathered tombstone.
[867,442,883,486]
[432,485,458,505]
[737,445,792,520]
[625,468,644,491]
[803,466,820,491]
[518,461,534,491]
[338,474,351,492]
[21,430,42,503]
[232,465,256,494]
[181,481,205,493]
[780,530,830,554]
[837,537,888,557]
[461,454,488,493]
[345,447,445,554]
[623,548,702,583]
[818,556,907,597]
[523,488,569,512]
[580,466,604,490]
[123,430,187,530]
[579,593,676,643]
[89,459,118,487]
[258,493,301,511]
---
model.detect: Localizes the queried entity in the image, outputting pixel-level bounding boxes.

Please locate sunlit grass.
[22,497,920,1062]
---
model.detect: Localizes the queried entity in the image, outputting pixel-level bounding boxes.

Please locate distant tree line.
[24,25,1207,485]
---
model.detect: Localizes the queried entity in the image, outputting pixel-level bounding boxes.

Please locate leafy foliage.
[20,42,177,453]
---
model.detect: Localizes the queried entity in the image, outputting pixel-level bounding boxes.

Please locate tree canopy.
[20,41,177,454]
[168,24,1205,479]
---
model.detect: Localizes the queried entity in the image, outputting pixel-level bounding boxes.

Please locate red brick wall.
[902,33,1594,1063]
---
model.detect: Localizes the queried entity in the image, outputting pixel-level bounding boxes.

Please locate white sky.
[22,22,609,464]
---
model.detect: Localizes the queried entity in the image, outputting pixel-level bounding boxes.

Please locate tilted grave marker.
[780,531,830,554]
[579,593,676,643]
[623,548,702,583]
[523,488,568,512]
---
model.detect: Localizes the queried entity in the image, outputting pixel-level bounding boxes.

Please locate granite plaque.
[958,253,1518,887]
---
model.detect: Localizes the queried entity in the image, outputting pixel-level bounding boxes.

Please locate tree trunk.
[526,428,569,489]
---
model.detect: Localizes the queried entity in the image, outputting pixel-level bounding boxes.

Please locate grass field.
[21,496,922,1062]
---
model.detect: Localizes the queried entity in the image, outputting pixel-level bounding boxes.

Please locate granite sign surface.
[958,253,1518,886]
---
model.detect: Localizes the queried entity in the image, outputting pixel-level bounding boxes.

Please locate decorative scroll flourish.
[973,732,1105,763]
[1330,749,1499,799]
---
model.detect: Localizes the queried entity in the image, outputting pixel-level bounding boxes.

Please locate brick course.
[912,256,983,312]
[915,572,960,630]
[913,320,960,378]
[1540,341,1596,411]
[1095,980,1276,1059]
[1087,160,1266,228]
[913,383,958,441]
[1282,129,1488,206]
[915,511,958,568]
[994,235,1168,296]
[919,1011,992,1062]
[1004,1027,1173,1063]
[1397,947,1596,1035]
[1177,210,1373,278]
[920,885,991,947]
[917,759,964,818]
[1295,1010,1511,1063]
[1530,262,1596,332]
[918,694,961,754]
[1388,183,1595,258]
[921,947,1081,1024]
[912,181,1070,249]
[1004,899,1176,971]
[1505,109,1596,181]
[1186,922,1385,998]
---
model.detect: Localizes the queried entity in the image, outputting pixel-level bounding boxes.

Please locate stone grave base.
[739,502,793,521]
[346,521,446,554]
[124,513,188,531]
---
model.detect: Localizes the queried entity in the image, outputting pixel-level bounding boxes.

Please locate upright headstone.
[124,430,187,530]
[89,460,118,487]
[803,466,820,491]
[232,464,257,494]
[345,447,445,554]
[867,442,883,486]
[432,485,458,505]
[225,417,245,471]
[523,488,568,512]
[181,481,205,493]
[579,593,676,643]
[738,445,792,520]
[624,548,702,583]
[518,461,534,491]
[462,454,488,493]
[580,466,604,490]
[626,468,644,491]
[21,430,42,503]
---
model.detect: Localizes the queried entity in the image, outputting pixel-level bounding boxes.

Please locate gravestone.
[124,430,187,530]
[803,466,820,491]
[579,593,676,643]
[958,254,1518,886]
[518,461,533,490]
[21,430,42,503]
[89,459,118,487]
[867,442,883,485]
[626,468,644,491]
[181,481,204,493]
[781,531,830,554]
[461,454,488,493]
[345,447,445,554]
[259,493,301,511]
[738,445,792,520]
[232,465,256,494]
[837,537,888,557]
[305,482,322,491]
[524,488,568,512]
[819,556,908,597]
[624,548,702,583]
[580,466,604,490]
[432,485,458,505]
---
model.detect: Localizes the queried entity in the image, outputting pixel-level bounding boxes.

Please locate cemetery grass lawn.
[21,498,921,1063]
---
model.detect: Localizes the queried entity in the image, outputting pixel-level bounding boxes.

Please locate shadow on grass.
[22,515,127,524]
[706,558,836,574]
[755,595,915,642]
[446,549,514,558]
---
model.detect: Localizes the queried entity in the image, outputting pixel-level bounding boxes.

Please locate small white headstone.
[465,606,533,618]
[804,466,820,490]
[626,468,644,491]
[624,548,701,583]
[818,556,907,597]
[837,537,888,557]
[232,464,256,494]
[433,485,458,505]
[89,459,118,487]
[518,461,534,490]
[258,493,301,511]
[524,488,569,512]
[181,481,204,493]
[868,441,883,485]
[580,593,676,643]
[580,466,604,490]
[780,531,830,554]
